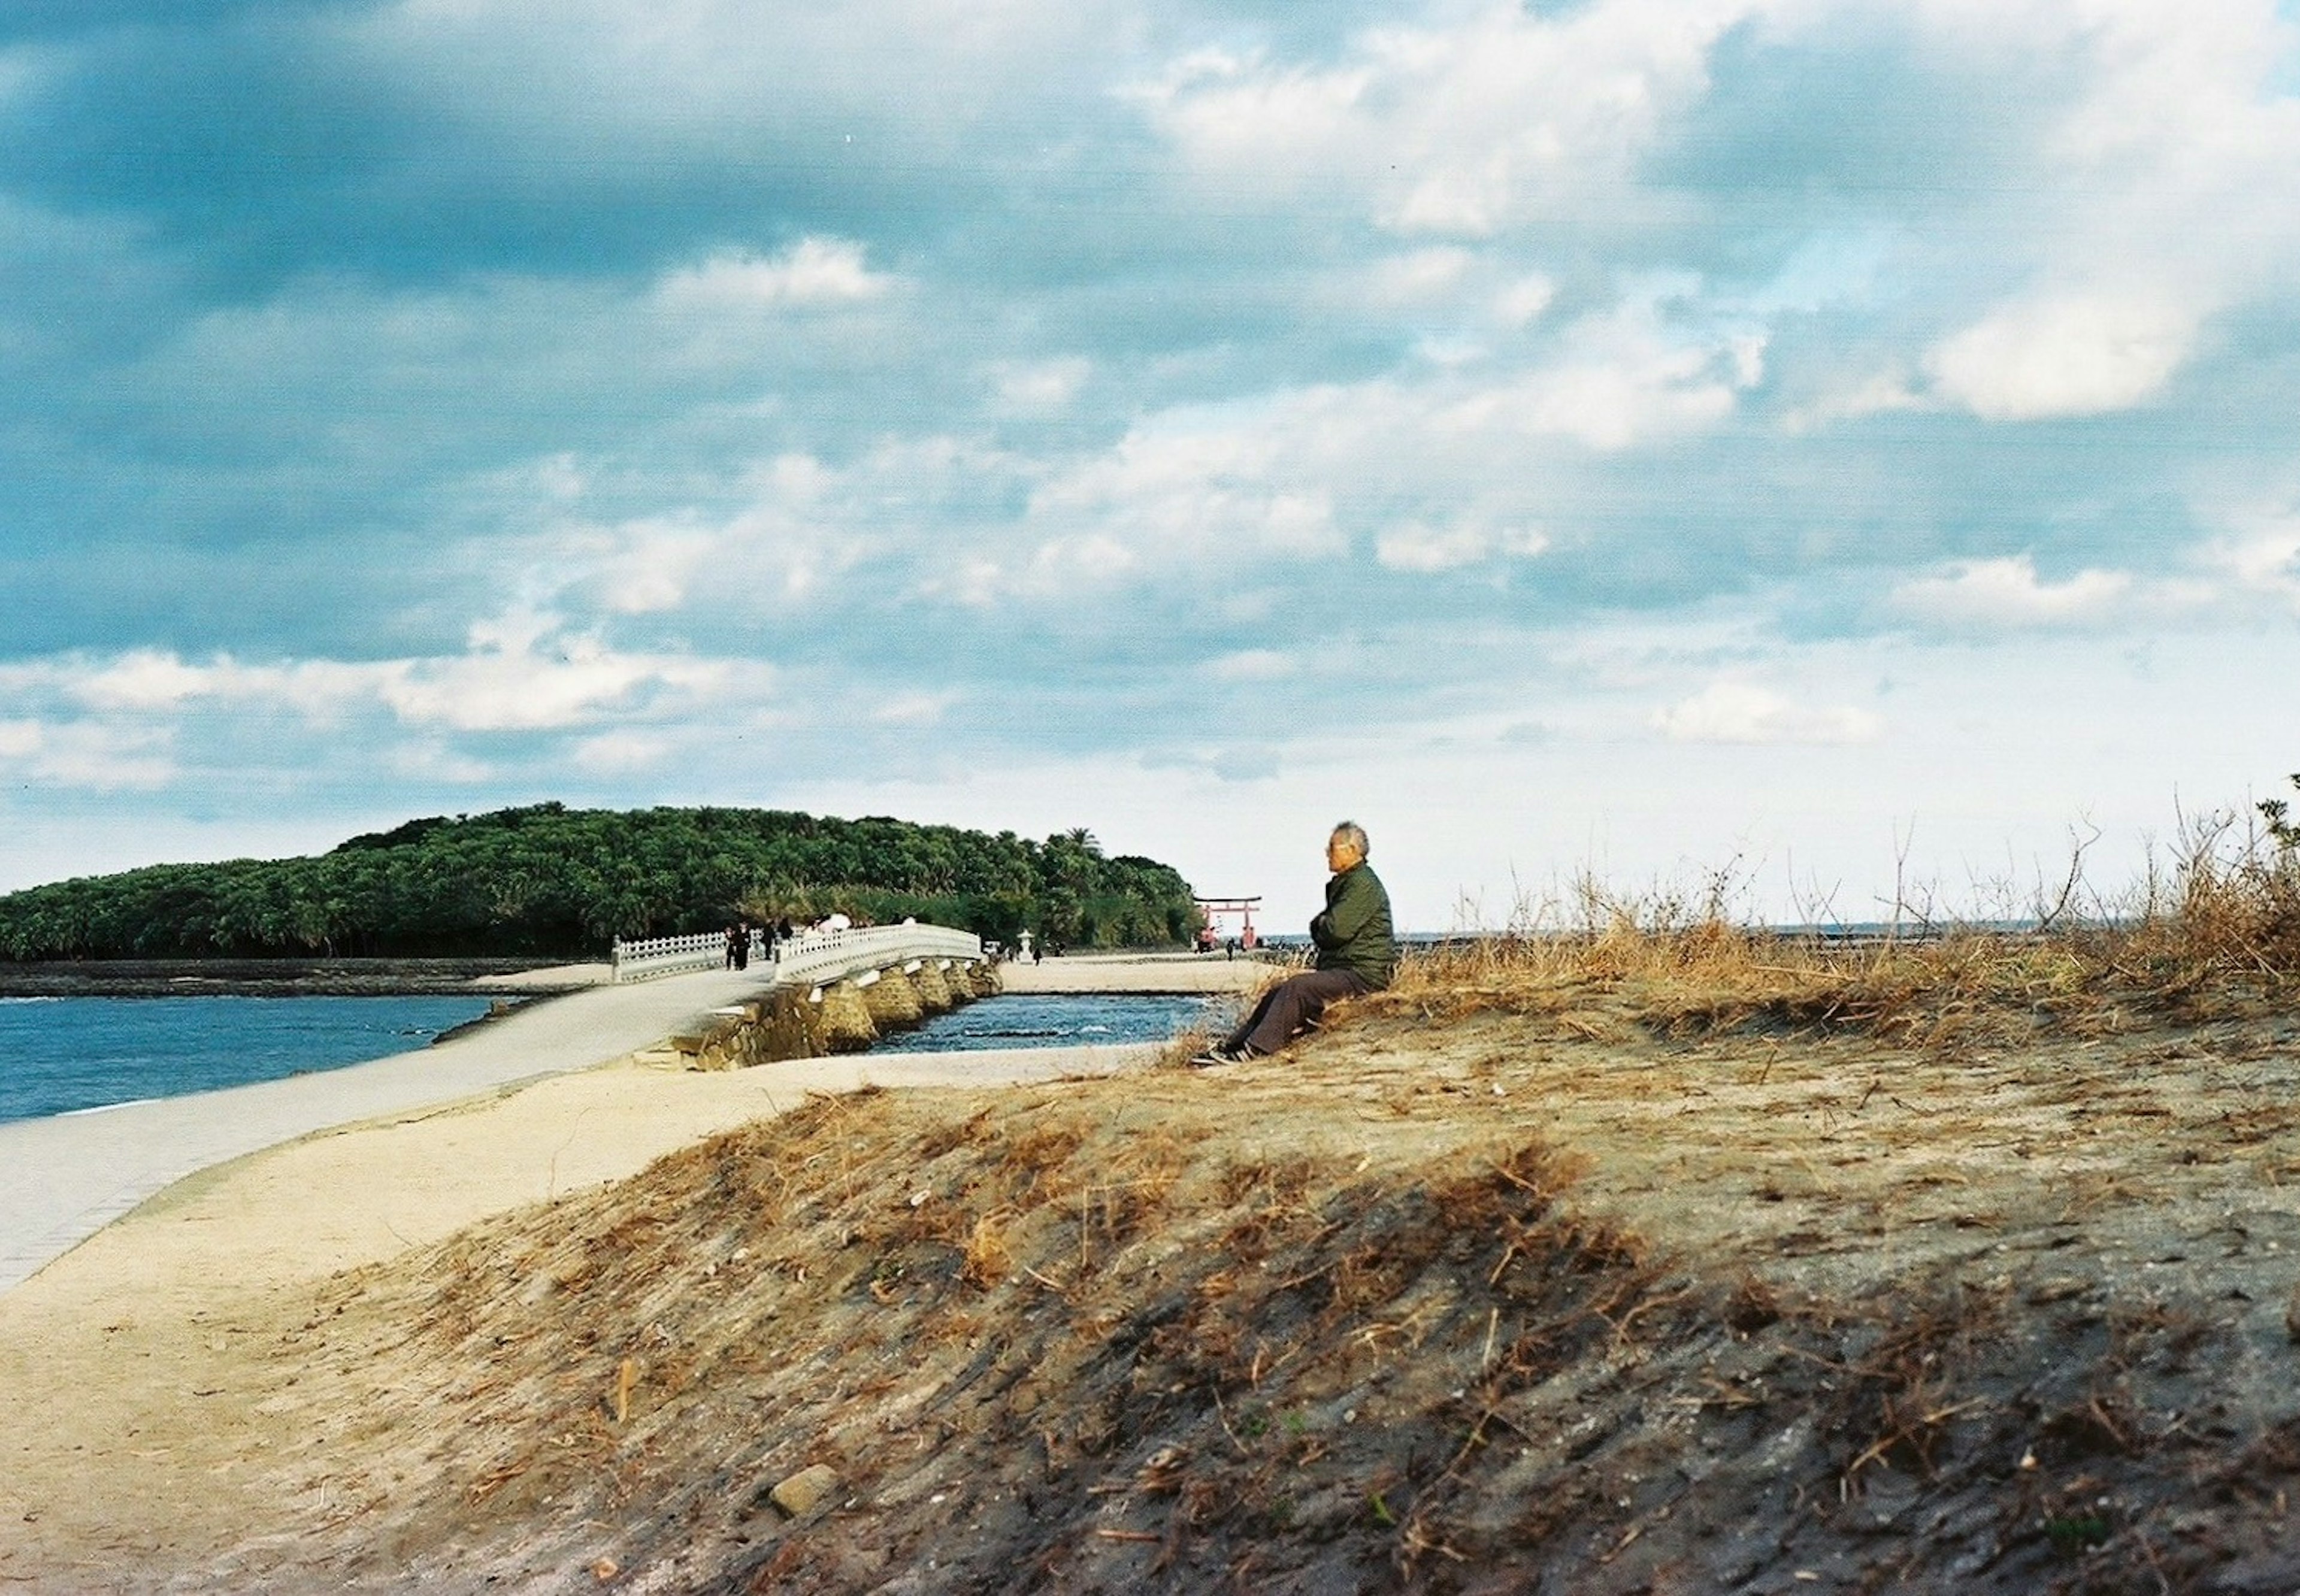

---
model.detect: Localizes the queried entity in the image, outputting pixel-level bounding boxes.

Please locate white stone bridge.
[610,922,985,988]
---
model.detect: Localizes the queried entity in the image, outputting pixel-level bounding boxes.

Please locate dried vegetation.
[1381,804,2300,1051]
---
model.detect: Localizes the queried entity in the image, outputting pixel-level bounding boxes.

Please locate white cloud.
[69,649,215,712]
[1925,289,2200,420]
[1019,532,1140,587]
[1494,274,1558,328]
[1131,0,1753,237]
[1123,46,1373,178]
[0,719,176,790]
[1376,523,1548,573]
[2203,519,2300,596]
[1024,408,1343,573]
[573,515,724,615]
[526,447,897,617]
[572,729,673,773]
[1370,247,1476,302]
[1206,649,1296,681]
[1652,682,1882,744]
[375,627,730,732]
[1447,282,1766,450]
[1849,0,2300,426]
[385,739,493,783]
[871,691,957,726]
[1784,368,1933,432]
[31,650,356,721]
[755,452,836,502]
[1892,555,2133,627]
[950,281,1759,602]
[928,558,1006,609]
[1377,524,1490,573]
[7,620,735,743]
[992,357,1091,410]
[655,238,893,311]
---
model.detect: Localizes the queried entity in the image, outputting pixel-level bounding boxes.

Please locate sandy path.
[8,1041,1155,1310]
[0,965,798,1294]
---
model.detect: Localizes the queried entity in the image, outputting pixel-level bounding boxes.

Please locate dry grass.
[1368,817,2300,1050]
[251,1084,1699,1592]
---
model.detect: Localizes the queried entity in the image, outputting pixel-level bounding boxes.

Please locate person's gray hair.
[1330,820,1369,857]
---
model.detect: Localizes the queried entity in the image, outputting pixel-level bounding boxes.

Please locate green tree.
[0,804,1201,960]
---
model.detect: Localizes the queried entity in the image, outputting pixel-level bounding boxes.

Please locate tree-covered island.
[0,804,1201,960]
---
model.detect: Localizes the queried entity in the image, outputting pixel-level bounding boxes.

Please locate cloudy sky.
[4,0,2298,929]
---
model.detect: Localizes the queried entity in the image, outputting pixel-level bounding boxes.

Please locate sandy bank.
[473,961,611,991]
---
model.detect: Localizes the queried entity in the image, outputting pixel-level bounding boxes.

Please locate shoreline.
[23,1038,1163,1302]
[0,947,1287,998]
[0,955,606,998]
[0,963,785,1295]
[0,955,1266,1295]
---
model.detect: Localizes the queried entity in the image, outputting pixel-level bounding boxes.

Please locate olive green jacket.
[1311,862,1396,989]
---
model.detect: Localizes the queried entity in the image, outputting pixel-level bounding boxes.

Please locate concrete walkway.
[0,967,784,1296]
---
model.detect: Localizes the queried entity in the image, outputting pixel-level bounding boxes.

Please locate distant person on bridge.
[1193,820,1395,1067]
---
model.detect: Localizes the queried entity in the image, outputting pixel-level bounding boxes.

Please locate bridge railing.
[610,923,983,986]
[773,923,983,989]
[610,930,737,983]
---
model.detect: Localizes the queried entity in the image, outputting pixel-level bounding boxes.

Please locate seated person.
[1194,821,1395,1066]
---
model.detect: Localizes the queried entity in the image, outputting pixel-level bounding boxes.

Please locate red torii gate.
[1193,895,1261,951]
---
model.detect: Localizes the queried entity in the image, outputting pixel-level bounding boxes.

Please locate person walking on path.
[1194,821,1394,1066]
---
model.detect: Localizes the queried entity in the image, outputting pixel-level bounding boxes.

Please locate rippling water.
[0,995,499,1125]
[884,993,1228,1054]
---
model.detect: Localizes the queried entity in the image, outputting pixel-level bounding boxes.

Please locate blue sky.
[4,0,2299,931]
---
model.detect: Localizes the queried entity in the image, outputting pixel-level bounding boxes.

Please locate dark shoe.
[1188,1047,1239,1069]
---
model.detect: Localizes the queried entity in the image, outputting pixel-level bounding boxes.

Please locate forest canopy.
[0,804,1201,959]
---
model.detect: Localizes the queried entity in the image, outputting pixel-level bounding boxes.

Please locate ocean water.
[0,994,498,1126]
[886,993,1229,1054]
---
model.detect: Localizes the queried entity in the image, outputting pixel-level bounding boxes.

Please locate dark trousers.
[1224,968,1372,1056]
